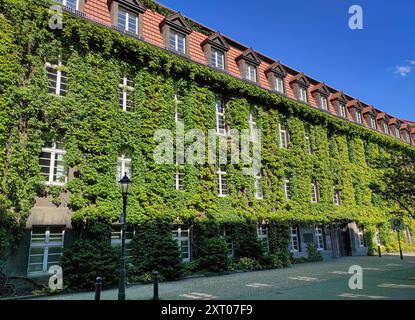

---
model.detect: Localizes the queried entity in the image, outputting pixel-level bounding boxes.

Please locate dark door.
[339,224,352,256]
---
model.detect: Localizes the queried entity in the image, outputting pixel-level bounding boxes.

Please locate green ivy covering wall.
[0,0,414,260]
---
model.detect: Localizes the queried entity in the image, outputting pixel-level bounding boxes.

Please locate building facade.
[1,0,415,277]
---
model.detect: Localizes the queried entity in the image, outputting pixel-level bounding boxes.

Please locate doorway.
[339,223,352,256]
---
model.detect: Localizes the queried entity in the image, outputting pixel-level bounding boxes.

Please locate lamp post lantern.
[118,173,132,301]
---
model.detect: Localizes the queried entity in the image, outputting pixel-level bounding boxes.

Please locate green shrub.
[261,252,291,269]
[130,222,182,281]
[61,239,119,290]
[196,236,229,273]
[292,256,308,264]
[232,223,264,260]
[182,261,199,276]
[232,257,261,271]
[306,243,323,262]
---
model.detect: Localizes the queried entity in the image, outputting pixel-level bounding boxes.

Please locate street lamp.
[118,173,132,301]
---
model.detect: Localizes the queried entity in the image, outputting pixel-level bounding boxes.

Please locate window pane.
[118,9,127,30]
[177,33,185,54]
[65,0,78,9]
[128,13,137,33]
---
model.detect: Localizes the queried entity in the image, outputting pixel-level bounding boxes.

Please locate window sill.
[44,181,66,187]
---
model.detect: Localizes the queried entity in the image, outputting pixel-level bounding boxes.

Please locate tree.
[370,151,415,219]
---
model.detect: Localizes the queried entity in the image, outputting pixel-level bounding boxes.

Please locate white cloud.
[410,60,415,65]
[395,65,412,77]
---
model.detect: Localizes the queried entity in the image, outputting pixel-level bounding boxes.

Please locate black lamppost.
[118,173,132,301]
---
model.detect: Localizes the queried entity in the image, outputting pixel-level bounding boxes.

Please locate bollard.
[378,245,382,258]
[152,271,159,301]
[95,277,102,301]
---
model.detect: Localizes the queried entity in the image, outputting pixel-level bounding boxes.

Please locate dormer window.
[211,48,224,69]
[290,73,310,104]
[383,120,390,134]
[363,106,377,129]
[339,103,346,117]
[169,30,186,54]
[275,77,284,93]
[265,61,287,94]
[56,0,83,10]
[403,130,411,143]
[330,91,347,118]
[246,63,257,82]
[394,126,401,139]
[347,100,363,124]
[202,32,229,70]
[118,8,138,34]
[355,110,362,124]
[299,86,308,103]
[320,96,328,110]
[236,49,261,83]
[108,0,145,36]
[160,13,192,55]
[311,83,330,111]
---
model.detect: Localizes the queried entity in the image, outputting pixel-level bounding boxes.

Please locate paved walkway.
[32,254,415,300]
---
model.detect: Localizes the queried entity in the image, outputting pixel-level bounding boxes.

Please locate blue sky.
[157,0,415,121]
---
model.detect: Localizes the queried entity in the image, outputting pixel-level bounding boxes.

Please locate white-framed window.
[338,103,346,118]
[246,63,257,82]
[172,226,190,262]
[395,127,401,139]
[257,224,269,254]
[289,226,299,252]
[40,142,67,186]
[116,153,132,181]
[305,126,312,154]
[119,75,135,112]
[46,61,68,96]
[383,121,389,134]
[370,116,377,129]
[355,110,362,124]
[169,30,186,54]
[357,226,365,247]
[275,77,284,93]
[254,173,263,199]
[111,225,135,259]
[217,165,228,197]
[333,189,341,206]
[279,121,288,148]
[248,111,258,141]
[283,178,291,200]
[174,165,185,190]
[174,93,183,123]
[315,225,324,250]
[211,48,224,69]
[117,7,138,34]
[28,226,65,275]
[215,97,226,135]
[56,0,79,10]
[311,181,319,203]
[298,86,308,103]
[320,96,328,110]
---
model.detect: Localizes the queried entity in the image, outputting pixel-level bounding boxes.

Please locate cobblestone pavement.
[32,254,415,300]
